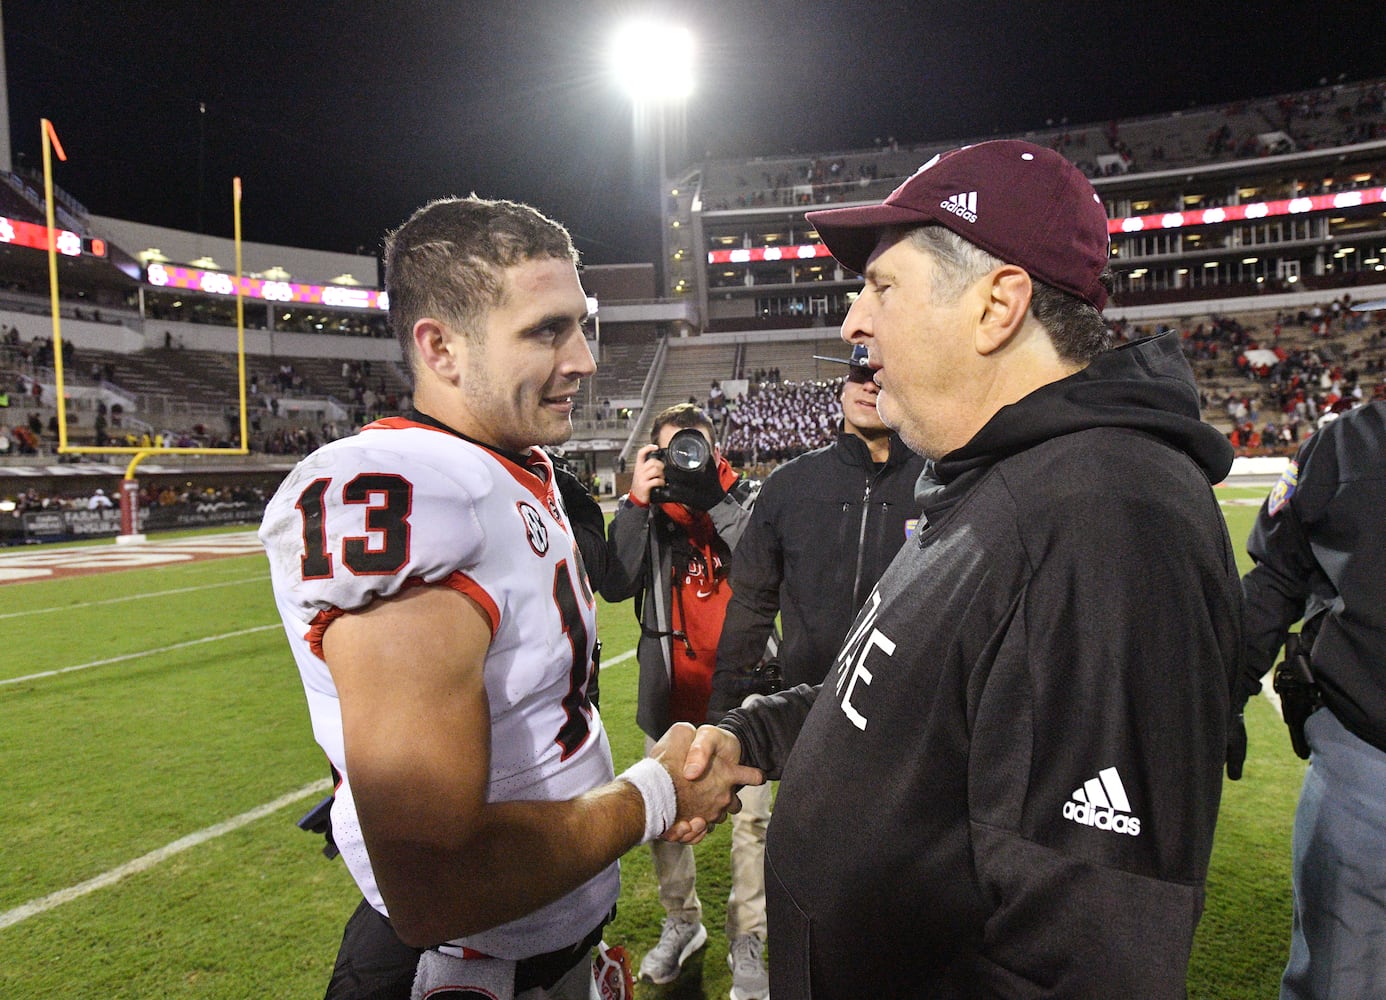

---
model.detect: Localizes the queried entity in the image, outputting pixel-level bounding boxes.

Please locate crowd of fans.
[0,479,275,543]
[705,155,890,212]
[2,297,1384,479]
[698,79,1386,215]
[1106,297,1386,457]
[5,481,267,515]
[1,330,413,461]
[716,375,842,467]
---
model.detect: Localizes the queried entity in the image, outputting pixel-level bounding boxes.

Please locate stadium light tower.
[609,20,694,295]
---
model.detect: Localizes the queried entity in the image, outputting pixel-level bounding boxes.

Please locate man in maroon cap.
[678,140,1244,997]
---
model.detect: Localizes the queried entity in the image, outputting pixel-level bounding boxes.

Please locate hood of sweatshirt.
[917,332,1231,506]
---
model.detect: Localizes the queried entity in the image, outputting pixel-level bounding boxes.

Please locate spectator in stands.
[13,423,37,455]
[87,488,112,511]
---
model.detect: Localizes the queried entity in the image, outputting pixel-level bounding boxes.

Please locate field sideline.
[0,491,1304,998]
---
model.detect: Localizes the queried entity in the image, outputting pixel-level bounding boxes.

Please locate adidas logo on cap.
[1061,766,1141,836]
[940,190,977,223]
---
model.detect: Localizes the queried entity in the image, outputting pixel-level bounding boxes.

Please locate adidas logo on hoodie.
[1062,766,1142,836]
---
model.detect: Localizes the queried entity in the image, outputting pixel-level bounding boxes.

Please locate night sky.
[7,1,1385,266]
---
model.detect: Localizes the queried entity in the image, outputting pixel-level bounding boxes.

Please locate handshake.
[642,723,763,844]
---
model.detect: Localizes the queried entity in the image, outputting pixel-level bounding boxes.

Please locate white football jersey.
[259,416,616,959]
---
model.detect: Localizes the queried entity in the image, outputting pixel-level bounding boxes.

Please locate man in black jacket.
[1236,399,1386,1000]
[710,344,925,712]
[677,139,1243,998]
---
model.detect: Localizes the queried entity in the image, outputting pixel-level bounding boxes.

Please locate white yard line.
[0,636,1264,936]
[603,648,635,668]
[0,576,267,621]
[0,625,282,687]
[0,645,627,930]
[0,780,331,931]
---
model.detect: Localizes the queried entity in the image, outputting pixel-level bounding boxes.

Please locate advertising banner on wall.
[13,501,265,543]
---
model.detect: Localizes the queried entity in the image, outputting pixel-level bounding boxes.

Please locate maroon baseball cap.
[805,139,1111,310]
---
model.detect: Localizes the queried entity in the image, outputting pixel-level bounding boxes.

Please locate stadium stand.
[2,75,1385,513]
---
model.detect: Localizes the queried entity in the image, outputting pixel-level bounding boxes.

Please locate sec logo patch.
[517,501,549,556]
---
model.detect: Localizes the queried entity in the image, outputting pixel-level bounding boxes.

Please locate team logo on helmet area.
[517,501,549,556]
[1267,460,1299,517]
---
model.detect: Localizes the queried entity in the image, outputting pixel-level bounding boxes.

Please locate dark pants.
[325,898,421,1000]
[324,897,610,999]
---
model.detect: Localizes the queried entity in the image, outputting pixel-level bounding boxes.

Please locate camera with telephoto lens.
[649,428,723,509]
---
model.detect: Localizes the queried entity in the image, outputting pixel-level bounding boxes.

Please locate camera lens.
[666,429,710,472]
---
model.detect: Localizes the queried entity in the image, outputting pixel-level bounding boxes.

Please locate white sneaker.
[638,917,708,985]
[727,933,769,1000]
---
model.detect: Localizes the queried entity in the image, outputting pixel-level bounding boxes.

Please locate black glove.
[656,461,729,511]
[1226,711,1247,781]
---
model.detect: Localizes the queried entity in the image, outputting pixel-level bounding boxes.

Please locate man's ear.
[975,266,1032,356]
[413,318,460,380]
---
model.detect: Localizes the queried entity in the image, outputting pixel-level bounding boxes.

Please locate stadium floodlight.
[609,21,694,103]
[610,20,693,299]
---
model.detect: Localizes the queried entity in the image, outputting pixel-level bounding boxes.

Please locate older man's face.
[840,232,977,459]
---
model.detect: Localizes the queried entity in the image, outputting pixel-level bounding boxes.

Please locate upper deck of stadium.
[0,75,1383,492]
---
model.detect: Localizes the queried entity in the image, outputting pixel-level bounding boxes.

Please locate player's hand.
[649,723,761,844]
[660,725,763,843]
[629,444,665,506]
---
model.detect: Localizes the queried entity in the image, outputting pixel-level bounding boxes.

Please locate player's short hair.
[906,225,1115,365]
[383,195,580,379]
[651,402,714,443]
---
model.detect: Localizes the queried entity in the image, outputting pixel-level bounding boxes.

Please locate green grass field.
[0,490,1303,998]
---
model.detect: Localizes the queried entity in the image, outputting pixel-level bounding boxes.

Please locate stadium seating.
[2,76,1384,489]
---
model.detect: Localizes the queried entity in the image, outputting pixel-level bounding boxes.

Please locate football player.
[261,196,757,1000]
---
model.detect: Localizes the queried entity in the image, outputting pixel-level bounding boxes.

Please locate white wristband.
[618,757,677,843]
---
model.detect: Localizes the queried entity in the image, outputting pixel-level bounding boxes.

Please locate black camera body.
[649,428,722,509]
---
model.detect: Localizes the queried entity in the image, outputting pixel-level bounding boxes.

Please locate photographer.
[600,403,772,998]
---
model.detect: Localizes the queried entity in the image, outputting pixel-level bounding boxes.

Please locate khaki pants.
[644,726,773,940]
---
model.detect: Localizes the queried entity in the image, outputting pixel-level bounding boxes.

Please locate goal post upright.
[41,119,70,451]
[234,176,250,455]
[41,126,254,541]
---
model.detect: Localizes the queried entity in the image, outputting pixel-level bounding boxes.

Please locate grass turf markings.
[0,780,330,932]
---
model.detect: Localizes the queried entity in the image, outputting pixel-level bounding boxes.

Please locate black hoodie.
[710,426,927,716]
[723,333,1243,998]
